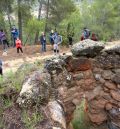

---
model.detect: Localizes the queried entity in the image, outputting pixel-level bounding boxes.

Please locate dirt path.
[0,45,71,74]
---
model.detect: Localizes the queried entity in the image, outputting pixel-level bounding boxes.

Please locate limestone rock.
[71,39,104,57]
[105,44,120,55]
[17,70,52,106]
[46,101,66,129]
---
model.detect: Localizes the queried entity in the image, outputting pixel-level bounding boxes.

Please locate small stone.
[112,73,120,84]
[73,73,84,80]
[104,81,117,90]
[102,70,113,80]
[94,74,101,81]
[105,103,113,110]
[88,111,107,124]
[110,90,120,102]
[117,84,120,88]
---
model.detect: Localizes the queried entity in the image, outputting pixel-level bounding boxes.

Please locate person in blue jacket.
[11,25,19,47]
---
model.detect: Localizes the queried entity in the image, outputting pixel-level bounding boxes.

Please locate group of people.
[80,28,98,41]
[40,30,62,55]
[0,25,23,54]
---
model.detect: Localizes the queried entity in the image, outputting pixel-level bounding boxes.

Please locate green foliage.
[24,18,45,44]
[72,99,92,129]
[22,109,43,129]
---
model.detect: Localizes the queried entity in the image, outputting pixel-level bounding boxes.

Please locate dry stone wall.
[17,39,120,129]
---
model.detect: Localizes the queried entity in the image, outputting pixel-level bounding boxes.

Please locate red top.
[16,39,22,48]
[80,36,84,41]
[91,33,98,41]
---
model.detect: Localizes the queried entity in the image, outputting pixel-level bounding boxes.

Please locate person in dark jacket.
[11,25,19,47]
[0,59,3,76]
[49,30,54,50]
[0,29,9,51]
[68,33,73,47]
[40,32,46,52]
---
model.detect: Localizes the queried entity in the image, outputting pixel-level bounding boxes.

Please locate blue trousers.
[41,43,46,52]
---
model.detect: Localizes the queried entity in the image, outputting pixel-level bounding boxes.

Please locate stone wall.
[18,39,120,129]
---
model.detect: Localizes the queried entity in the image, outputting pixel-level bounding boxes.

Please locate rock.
[110,90,120,102]
[17,70,52,106]
[73,73,84,80]
[71,39,104,57]
[45,57,66,74]
[94,74,102,81]
[105,44,120,55]
[112,73,120,84]
[89,98,108,109]
[66,57,91,72]
[104,81,117,90]
[85,86,102,101]
[83,79,95,90]
[88,111,107,124]
[96,52,120,69]
[46,101,66,129]
[102,70,114,80]
[105,103,113,110]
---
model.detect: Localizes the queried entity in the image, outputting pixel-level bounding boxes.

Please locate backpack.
[58,35,62,44]
[84,29,91,39]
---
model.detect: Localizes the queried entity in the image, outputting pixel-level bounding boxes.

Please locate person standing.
[0,29,9,52]
[0,59,3,76]
[68,33,73,48]
[16,38,23,53]
[53,33,62,55]
[11,25,19,47]
[49,30,54,50]
[40,32,46,52]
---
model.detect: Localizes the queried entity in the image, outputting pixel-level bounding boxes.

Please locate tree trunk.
[6,0,13,44]
[34,0,43,44]
[18,0,22,41]
[44,0,50,33]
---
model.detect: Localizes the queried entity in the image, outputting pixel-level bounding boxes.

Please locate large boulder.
[17,70,52,107]
[71,39,104,57]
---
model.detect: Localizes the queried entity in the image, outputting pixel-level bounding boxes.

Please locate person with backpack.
[83,27,91,39]
[40,32,46,52]
[11,25,19,47]
[0,59,3,76]
[0,29,9,52]
[53,32,62,55]
[49,30,54,50]
[16,37,23,53]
